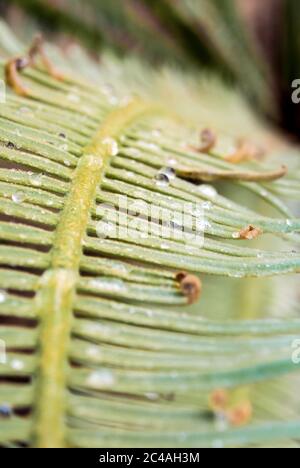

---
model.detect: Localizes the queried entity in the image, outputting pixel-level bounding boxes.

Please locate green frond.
[0,22,299,448]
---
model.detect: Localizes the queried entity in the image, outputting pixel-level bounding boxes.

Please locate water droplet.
[64,159,71,167]
[87,369,115,388]
[0,290,7,304]
[155,173,170,187]
[154,170,171,188]
[167,158,178,167]
[102,137,119,156]
[11,359,24,371]
[260,189,268,197]
[12,191,26,204]
[286,219,293,228]
[126,171,135,179]
[29,173,43,187]
[161,167,176,180]
[91,278,128,293]
[198,184,218,198]
[0,404,12,418]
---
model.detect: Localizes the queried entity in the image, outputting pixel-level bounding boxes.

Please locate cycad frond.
[0,23,300,448]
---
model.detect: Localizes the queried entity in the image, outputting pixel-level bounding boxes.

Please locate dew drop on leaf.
[91,278,128,293]
[162,167,176,180]
[11,359,24,371]
[154,167,176,187]
[198,184,218,198]
[0,404,12,418]
[154,171,171,188]
[29,173,43,187]
[0,290,7,303]
[167,158,178,167]
[12,191,26,204]
[102,137,119,156]
[87,369,116,388]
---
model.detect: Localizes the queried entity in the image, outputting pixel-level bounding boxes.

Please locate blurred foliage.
[3,0,300,138]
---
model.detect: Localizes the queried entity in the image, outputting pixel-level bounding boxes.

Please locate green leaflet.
[0,22,300,448]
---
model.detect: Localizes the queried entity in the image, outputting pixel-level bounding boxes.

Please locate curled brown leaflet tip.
[236,225,263,240]
[5,59,30,96]
[5,33,64,95]
[199,128,217,153]
[225,140,265,163]
[176,271,202,304]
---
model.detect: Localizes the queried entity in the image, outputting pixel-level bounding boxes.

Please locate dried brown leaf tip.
[188,128,217,154]
[5,33,64,96]
[210,389,229,411]
[176,165,287,183]
[227,401,253,427]
[233,225,263,240]
[225,139,265,164]
[5,58,30,96]
[199,128,217,153]
[176,271,202,304]
[210,390,253,427]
